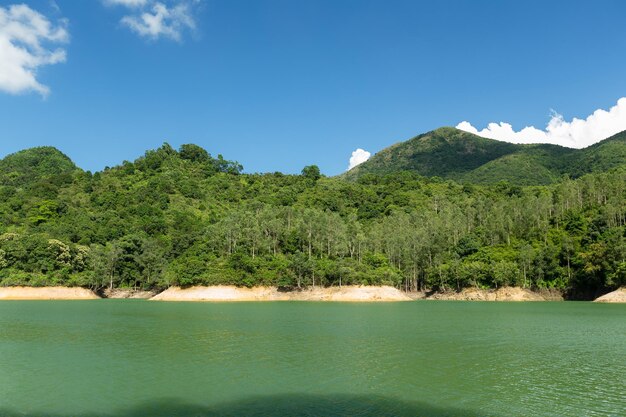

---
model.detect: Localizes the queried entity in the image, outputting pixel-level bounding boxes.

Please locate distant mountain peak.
[343,127,626,185]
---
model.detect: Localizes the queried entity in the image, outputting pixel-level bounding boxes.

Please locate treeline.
[0,144,624,298]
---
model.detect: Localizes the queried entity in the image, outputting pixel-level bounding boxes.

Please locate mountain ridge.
[3,127,625,185]
[344,127,626,184]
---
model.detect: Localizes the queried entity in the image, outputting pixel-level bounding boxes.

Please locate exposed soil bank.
[406,292,428,300]
[150,285,412,302]
[427,287,562,301]
[593,288,626,303]
[102,288,158,299]
[0,285,575,302]
[0,286,100,300]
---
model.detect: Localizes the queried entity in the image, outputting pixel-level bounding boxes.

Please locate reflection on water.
[0,300,624,416]
[0,394,488,417]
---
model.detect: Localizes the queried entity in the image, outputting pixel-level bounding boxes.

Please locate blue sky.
[1,0,626,174]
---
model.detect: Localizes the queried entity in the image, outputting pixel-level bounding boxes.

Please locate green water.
[0,301,624,417]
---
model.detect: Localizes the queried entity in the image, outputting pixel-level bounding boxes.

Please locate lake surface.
[0,300,624,417]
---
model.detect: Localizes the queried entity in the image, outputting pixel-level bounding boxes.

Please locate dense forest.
[0,140,624,299]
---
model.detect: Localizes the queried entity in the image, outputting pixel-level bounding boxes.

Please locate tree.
[179,144,210,163]
[289,252,311,288]
[301,165,321,181]
[90,243,122,290]
[136,238,165,288]
[492,261,520,289]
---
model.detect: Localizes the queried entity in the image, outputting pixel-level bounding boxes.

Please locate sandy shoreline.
[593,288,626,303]
[0,286,100,300]
[151,286,564,302]
[150,285,412,302]
[2,285,615,302]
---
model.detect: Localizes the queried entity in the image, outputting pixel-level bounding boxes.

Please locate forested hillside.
[0,142,624,299]
[344,127,626,185]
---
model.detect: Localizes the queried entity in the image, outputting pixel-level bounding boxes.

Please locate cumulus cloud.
[457,97,626,149]
[0,4,68,96]
[348,148,371,170]
[106,1,197,41]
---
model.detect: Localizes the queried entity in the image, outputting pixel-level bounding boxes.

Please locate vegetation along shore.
[0,127,624,301]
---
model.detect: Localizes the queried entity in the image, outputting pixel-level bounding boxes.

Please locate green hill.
[0,146,79,187]
[0,141,623,298]
[344,127,626,184]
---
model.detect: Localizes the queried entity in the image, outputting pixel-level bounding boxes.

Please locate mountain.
[0,146,79,187]
[0,141,623,297]
[343,127,626,184]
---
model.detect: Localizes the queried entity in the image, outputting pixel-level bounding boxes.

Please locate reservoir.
[0,300,624,416]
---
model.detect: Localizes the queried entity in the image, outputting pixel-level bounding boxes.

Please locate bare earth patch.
[150,285,411,302]
[594,288,626,303]
[428,287,549,301]
[0,286,100,300]
[103,288,158,299]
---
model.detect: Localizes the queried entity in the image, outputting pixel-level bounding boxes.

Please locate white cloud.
[0,4,68,96]
[107,1,197,41]
[105,0,148,7]
[348,148,371,170]
[457,97,626,149]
